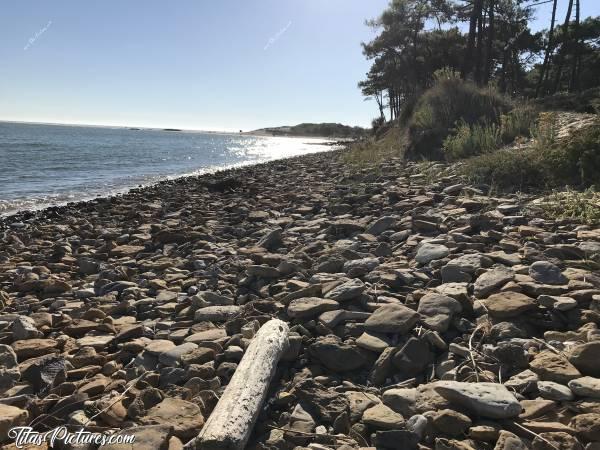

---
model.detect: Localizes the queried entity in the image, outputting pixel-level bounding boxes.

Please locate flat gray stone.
[474,266,514,298]
[287,297,339,319]
[417,293,462,333]
[433,381,522,419]
[324,279,365,302]
[365,303,420,334]
[529,261,568,285]
[415,243,450,265]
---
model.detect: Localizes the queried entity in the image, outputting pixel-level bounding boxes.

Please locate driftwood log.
[186,318,290,450]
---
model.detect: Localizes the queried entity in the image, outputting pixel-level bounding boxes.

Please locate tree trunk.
[484,0,495,85]
[462,0,484,79]
[474,4,486,84]
[186,319,290,450]
[569,0,581,91]
[536,0,559,97]
[551,0,574,93]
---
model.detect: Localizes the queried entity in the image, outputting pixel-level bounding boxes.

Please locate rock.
[531,432,584,450]
[483,292,538,319]
[345,391,380,422]
[291,379,349,423]
[529,261,568,285]
[309,335,366,372]
[531,351,582,384]
[144,339,176,355]
[569,377,600,399]
[362,403,404,430]
[159,342,198,366]
[494,430,528,450]
[185,329,227,344]
[415,243,450,265]
[433,381,522,419]
[0,344,18,368]
[392,337,432,378]
[367,216,397,235]
[431,409,472,436]
[343,257,379,277]
[364,303,420,334]
[21,355,67,394]
[474,266,514,298]
[288,402,316,434]
[100,425,173,450]
[139,398,204,440]
[257,228,283,250]
[0,404,28,438]
[287,297,339,319]
[382,388,417,417]
[324,279,365,301]
[246,265,280,278]
[568,342,600,377]
[193,305,241,322]
[356,331,392,353]
[11,338,58,360]
[537,381,574,401]
[11,316,43,340]
[417,293,462,332]
[570,413,600,442]
[373,430,420,449]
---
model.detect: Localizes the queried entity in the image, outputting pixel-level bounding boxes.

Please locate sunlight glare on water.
[0,122,338,216]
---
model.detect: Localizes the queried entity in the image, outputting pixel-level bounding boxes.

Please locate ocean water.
[0,122,336,216]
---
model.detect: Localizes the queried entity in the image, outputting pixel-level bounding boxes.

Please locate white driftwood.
[188,318,289,450]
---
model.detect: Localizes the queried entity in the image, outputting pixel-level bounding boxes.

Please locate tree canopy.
[360,0,600,122]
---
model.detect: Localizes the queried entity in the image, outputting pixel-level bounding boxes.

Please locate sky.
[1,1,598,131]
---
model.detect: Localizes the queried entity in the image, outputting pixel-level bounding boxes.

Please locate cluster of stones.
[0,149,599,450]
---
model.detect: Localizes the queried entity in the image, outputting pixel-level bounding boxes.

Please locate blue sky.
[1,1,598,131]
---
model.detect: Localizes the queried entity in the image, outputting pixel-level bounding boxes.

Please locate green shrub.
[407,78,512,160]
[562,122,600,186]
[461,148,548,191]
[461,121,600,192]
[443,121,501,161]
[531,112,560,150]
[499,105,539,143]
[539,189,600,225]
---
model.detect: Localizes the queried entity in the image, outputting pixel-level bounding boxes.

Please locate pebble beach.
[1,148,600,449]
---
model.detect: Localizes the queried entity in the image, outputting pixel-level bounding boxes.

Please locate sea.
[0,122,337,216]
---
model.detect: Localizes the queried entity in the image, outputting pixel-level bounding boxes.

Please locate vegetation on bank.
[253,123,366,139]
[347,0,600,222]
